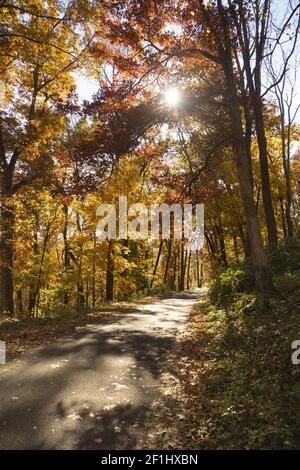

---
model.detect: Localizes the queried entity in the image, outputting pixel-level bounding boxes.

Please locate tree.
[99,0,272,307]
[0,1,102,315]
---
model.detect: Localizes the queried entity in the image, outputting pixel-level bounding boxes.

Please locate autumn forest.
[1,0,300,453]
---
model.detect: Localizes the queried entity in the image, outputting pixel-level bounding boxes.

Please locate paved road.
[0,290,200,449]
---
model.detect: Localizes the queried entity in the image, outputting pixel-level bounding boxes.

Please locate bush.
[274,270,300,293]
[210,237,300,306]
[269,236,300,275]
[209,261,255,306]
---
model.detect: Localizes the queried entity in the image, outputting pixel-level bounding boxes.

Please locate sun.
[164,87,180,107]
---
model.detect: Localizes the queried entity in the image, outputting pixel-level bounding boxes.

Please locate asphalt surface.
[0,290,200,450]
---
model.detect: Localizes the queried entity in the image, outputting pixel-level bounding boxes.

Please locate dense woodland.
[0,0,300,319]
[2,0,300,453]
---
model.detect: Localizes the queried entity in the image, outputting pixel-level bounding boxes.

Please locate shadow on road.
[0,290,200,449]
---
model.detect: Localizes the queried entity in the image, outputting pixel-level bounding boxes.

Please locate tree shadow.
[0,291,200,449]
[55,401,149,450]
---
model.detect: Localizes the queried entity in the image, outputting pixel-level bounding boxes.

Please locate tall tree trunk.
[28,215,39,315]
[150,240,163,289]
[16,289,23,317]
[196,250,201,287]
[75,212,85,309]
[283,117,294,237]
[253,101,278,246]
[279,196,287,239]
[205,0,273,307]
[92,232,96,308]
[63,204,70,306]
[224,60,273,308]
[0,175,14,316]
[106,239,114,302]
[171,246,177,291]
[238,224,251,259]
[200,263,204,287]
[163,240,172,292]
[205,232,218,266]
[186,250,191,290]
[85,280,89,309]
[177,245,181,290]
[29,218,53,317]
[77,280,85,309]
[214,218,227,267]
[233,235,239,260]
[0,70,38,317]
[234,0,277,246]
[77,247,85,310]
[179,244,187,291]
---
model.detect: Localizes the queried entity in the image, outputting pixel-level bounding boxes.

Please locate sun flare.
[164,87,181,107]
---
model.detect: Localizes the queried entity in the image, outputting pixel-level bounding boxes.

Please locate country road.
[0,290,200,450]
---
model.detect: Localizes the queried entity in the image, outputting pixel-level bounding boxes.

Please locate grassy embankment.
[147,237,300,449]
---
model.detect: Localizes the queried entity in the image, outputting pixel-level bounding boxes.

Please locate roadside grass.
[147,289,300,449]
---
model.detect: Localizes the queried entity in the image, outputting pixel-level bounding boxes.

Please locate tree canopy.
[0,0,300,316]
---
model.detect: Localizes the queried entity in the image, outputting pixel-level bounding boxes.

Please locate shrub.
[274,270,300,293]
[209,261,255,306]
[269,236,300,275]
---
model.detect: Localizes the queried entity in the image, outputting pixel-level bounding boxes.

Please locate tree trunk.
[106,239,114,302]
[239,224,251,259]
[75,212,85,309]
[224,60,273,308]
[200,263,204,287]
[0,177,14,316]
[196,250,201,287]
[186,250,192,290]
[63,204,70,306]
[279,196,287,239]
[77,280,85,309]
[253,98,278,246]
[282,117,294,237]
[171,246,177,291]
[28,216,39,315]
[85,280,89,309]
[150,240,163,289]
[205,232,218,266]
[179,244,187,291]
[92,232,96,308]
[163,240,172,292]
[16,289,24,317]
[29,219,52,316]
[214,218,227,267]
[233,235,239,260]
[177,245,181,290]
[205,2,273,308]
